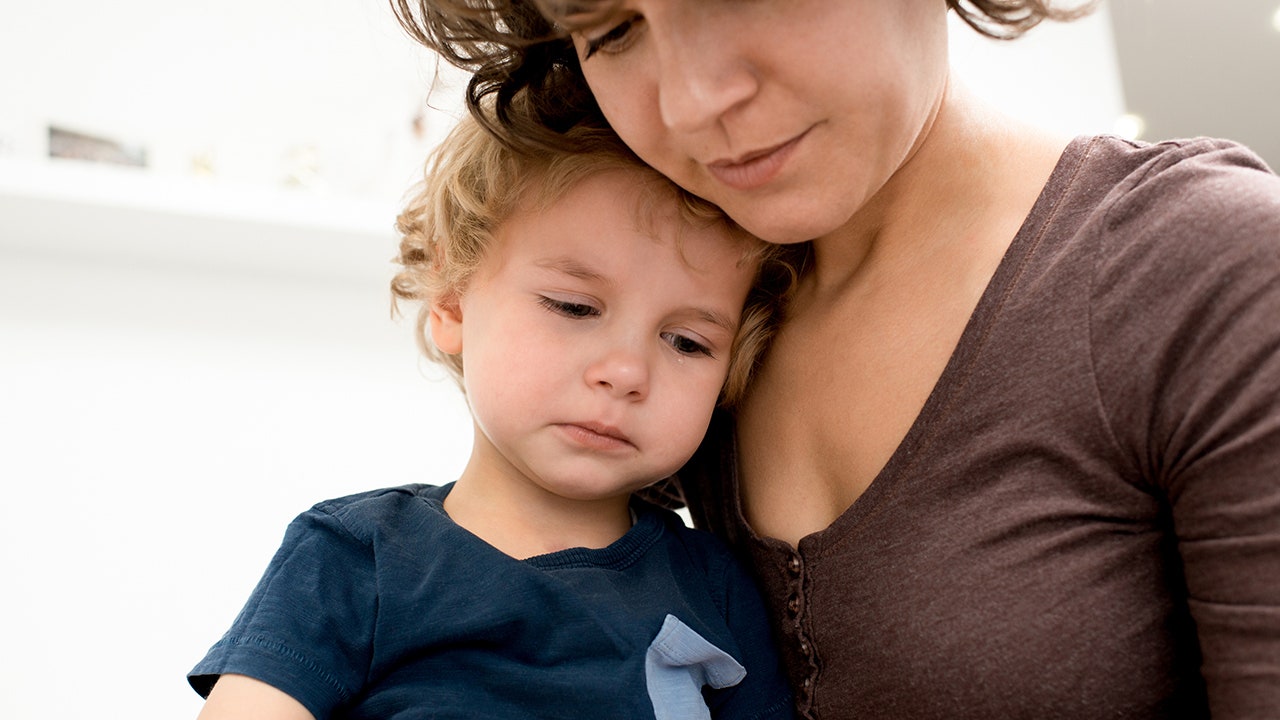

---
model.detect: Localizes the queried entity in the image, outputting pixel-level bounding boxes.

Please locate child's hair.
[390,112,801,407]
[388,0,1098,156]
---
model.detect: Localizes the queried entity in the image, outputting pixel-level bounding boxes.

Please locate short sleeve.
[188,506,378,719]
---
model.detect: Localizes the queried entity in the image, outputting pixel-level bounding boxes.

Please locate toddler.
[188,114,797,720]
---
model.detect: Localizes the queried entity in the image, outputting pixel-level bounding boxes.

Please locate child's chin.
[543,479,648,503]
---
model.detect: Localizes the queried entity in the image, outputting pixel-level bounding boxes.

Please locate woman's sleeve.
[188,506,378,720]
[1092,140,1280,717]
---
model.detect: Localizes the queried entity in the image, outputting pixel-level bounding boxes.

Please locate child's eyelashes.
[538,295,600,318]
[662,332,715,358]
[537,295,718,359]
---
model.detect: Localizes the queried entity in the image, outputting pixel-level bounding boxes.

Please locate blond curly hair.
[391,115,801,406]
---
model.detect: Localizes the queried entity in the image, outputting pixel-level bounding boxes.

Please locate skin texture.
[432,168,757,558]
[198,674,313,720]
[572,0,949,247]
[572,0,1070,545]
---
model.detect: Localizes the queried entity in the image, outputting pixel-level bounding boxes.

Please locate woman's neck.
[803,77,1070,302]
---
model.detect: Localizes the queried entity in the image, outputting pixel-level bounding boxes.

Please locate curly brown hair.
[390,0,1096,155]
[391,111,803,407]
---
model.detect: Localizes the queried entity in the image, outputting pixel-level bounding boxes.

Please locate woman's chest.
[734,292,966,544]
[732,415,1195,717]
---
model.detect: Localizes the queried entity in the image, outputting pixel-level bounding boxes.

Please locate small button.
[802,677,813,689]
[787,555,802,574]
[799,640,810,655]
[788,595,801,613]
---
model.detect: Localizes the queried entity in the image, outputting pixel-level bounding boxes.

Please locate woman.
[393,1,1280,717]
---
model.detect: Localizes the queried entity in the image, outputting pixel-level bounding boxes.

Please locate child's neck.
[442,471,635,561]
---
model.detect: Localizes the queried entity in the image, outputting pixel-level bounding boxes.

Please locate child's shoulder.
[636,498,743,575]
[311,482,446,512]
[298,482,452,545]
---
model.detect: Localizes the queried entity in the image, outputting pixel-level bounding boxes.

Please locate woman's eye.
[582,16,643,59]
[539,296,599,318]
[663,332,714,358]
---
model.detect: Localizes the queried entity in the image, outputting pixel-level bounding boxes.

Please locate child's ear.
[428,297,463,355]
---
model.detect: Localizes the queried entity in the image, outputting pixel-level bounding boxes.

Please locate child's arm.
[197,674,315,720]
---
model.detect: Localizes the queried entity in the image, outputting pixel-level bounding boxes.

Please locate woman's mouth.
[706,128,810,191]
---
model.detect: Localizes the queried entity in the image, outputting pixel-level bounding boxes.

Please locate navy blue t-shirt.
[190,484,793,719]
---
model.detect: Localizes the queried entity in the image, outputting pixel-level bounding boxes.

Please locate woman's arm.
[1093,139,1280,715]
[197,674,315,720]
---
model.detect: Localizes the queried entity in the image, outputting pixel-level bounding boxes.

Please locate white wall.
[0,251,474,718]
[949,8,1127,136]
[0,3,1124,718]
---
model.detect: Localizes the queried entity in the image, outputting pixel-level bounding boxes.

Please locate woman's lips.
[706,129,809,191]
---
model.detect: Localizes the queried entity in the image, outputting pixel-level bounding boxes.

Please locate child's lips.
[557,422,635,451]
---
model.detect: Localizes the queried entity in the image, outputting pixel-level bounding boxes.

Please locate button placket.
[784,550,820,711]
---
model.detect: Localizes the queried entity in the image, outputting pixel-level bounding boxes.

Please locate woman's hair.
[391,111,802,407]
[389,0,1097,155]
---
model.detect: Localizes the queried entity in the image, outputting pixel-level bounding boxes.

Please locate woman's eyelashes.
[581,15,643,59]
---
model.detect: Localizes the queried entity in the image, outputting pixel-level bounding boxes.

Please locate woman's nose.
[655,26,758,133]
[584,345,651,400]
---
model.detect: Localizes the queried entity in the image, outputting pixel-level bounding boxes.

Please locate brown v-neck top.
[673,135,1280,719]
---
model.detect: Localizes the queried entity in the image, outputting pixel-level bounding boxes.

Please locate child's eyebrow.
[535,256,607,282]
[695,309,738,335]
[535,255,737,334]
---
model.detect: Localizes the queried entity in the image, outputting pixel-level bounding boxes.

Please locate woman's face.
[571,0,951,245]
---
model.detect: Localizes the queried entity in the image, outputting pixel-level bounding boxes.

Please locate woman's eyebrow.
[553,2,622,32]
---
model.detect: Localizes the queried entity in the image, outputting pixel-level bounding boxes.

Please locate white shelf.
[0,159,404,282]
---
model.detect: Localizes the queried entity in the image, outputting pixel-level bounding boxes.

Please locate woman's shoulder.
[1077,134,1280,230]
[1045,134,1280,286]
[1069,137,1280,475]
[1076,134,1275,179]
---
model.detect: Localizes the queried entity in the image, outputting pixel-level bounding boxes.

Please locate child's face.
[430,168,757,504]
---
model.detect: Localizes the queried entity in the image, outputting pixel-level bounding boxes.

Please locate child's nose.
[584,345,650,400]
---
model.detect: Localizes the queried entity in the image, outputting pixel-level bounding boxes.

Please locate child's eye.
[539,296,600,318]
[582,15,643,59]
[662,331,714,358]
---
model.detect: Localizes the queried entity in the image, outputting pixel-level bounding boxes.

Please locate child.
[188,114,798,719]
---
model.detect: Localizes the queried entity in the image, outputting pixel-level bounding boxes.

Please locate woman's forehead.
[538,0,625,29]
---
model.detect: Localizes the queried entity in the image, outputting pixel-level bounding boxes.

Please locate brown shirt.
[675,136,1280,719]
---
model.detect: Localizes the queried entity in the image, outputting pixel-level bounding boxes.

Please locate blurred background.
[0,1,1275,717]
